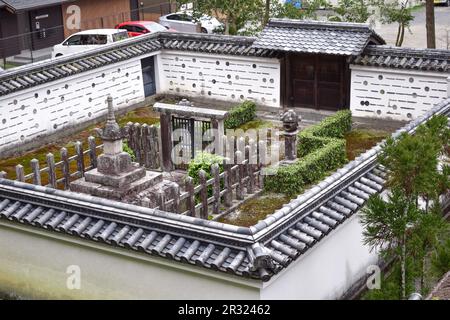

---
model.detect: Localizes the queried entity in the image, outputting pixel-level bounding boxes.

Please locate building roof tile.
[252,19,385,56]
[0,32,278,97]
[1,99,449,282]
[353,45,450,72]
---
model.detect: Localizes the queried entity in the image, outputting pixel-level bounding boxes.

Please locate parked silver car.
[159,12,223,34]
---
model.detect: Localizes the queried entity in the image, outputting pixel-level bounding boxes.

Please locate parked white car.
[52,29,129,58]
[159,12,223,34]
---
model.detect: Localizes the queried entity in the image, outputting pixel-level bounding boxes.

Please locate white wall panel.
[158,51,281,108]
[350,65,449,121]
[0,58,148,152]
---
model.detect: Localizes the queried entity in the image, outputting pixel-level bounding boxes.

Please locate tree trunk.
[426,0,436,48]
[397,23,406,47]
[395,23,402,46]
[264,0,270,26]
[401,233,407,299]
[420,250,426,293]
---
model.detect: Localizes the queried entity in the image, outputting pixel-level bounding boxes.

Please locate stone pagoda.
[70,96,162,200]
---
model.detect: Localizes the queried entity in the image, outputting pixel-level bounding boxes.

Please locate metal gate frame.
[172,116,211,170]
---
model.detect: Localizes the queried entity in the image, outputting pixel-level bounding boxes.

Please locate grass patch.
[1,62,21,70]
[236,119,274,131]
[0,107,159,185]
[117,107,160,127]
[345,129,389,161]
[217,193,290,227]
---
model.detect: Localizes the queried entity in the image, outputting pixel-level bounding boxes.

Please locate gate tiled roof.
[252,19,385,56]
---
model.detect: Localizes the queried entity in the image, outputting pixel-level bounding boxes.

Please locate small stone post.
[281,109,301,163]
[30,159,41,186]
[160,111,173,172]
[447,76,450,98]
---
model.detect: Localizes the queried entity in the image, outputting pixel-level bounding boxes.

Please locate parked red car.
[115,21,176,37]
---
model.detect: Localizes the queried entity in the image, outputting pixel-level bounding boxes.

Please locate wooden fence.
[148,138,269,219]
[0,123,161,189]
[0,129,272,220]
[0,137,101,190]
[123,122,161,170]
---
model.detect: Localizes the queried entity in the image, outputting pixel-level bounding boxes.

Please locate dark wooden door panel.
[293,80,315,107]
[318,82,341,110]
[289,54,347,110]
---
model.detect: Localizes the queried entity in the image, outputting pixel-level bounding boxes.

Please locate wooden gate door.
[291,55,345,111]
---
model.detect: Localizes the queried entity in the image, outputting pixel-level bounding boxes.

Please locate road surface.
[374,4,450,49]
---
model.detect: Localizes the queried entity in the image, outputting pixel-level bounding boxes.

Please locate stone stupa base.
[70,170,163,200]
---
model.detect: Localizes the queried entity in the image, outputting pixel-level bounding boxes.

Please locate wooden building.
[0,0,172,59]
[253,19,385,111]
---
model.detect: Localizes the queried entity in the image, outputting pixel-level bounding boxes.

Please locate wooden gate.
[172,116,211,170]
[290,54,349,111]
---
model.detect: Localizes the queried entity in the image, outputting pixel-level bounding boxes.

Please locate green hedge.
[265,110,351,196]
[187,152,224,185]
[298,110,352,156]
[265,139,346,195]
[224,100,257,129]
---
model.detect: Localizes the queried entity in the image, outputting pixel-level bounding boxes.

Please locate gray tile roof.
[252,19,385,56]
[0,32,277,97]
[159,32,278,57]
[2,0,73,12]
[1,99,449,282]
[353,45,450,72]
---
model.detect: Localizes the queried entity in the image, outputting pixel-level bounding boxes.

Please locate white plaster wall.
[0,56,153,152]
[350,65,449,121]
[260,213,379,300]
[0,222,260,300]
[157,50,281,108]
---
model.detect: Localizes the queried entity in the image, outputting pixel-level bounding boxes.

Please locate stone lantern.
[281,109,301,162]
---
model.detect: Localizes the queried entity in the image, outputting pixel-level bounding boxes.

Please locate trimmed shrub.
[265,110,351,196]
[187,152,224,185]
[224,100,257,129]
[265,139,346,196]
[298,110,352,156]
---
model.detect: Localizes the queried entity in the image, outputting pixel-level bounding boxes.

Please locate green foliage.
[179,0,263,35]
[361,115,450,299]
[372,0,414,46]
[380,115,449,199]
[187,152,224,186]
[123,140,136,162]
[224,101,257,130]
[265,139,346,195]
[298,110,352,156]
[432,238,450,276]
[363,261,416,300]
[271,0,330,20]
[329,0,370,23]
[265,111,351,196]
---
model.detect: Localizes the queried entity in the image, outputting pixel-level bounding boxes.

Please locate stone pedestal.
[282,130,298,162]
[70,95,164,200]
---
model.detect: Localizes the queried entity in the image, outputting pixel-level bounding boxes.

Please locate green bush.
[265,139,346,195]
[187,152,224,185]
[123,140,136,162]
[298,110,352,156]
[265,110,351,196]
[224,100,257,129]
